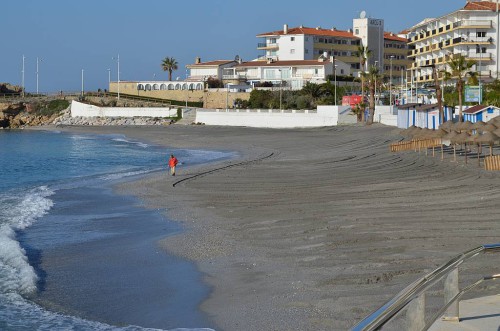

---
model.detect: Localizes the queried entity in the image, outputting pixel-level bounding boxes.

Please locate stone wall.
[203,89,250,109]
[109,82,251,109]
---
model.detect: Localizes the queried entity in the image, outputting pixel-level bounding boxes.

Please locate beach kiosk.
[463,105,500,123]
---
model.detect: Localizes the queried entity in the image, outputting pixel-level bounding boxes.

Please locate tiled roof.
[384,32,408,43]
[236,60,331,68]
[463,1,499,11]
[188,60,236,66]
[463,105,488,114]
[257,26,360,39]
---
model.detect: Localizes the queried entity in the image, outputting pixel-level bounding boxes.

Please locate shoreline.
[37,124,500,330]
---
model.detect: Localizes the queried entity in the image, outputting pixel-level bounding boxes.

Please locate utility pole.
[22,55,25,98]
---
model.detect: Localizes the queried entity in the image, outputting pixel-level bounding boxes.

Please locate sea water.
[0,130,230,330]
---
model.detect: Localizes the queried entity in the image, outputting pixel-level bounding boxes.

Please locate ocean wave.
[0,186,54,295]
[0,292,215,331]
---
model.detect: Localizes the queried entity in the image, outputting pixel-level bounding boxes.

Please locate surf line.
[172,152,275,187]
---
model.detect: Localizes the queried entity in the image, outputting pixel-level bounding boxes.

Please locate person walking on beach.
[168,154,178,176]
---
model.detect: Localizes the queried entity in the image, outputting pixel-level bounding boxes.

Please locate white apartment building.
[227,57,343,90]
[406,0,500,84]
[256,25,362,74]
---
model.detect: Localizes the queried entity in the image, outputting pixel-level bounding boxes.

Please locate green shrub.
[38,100,69,116]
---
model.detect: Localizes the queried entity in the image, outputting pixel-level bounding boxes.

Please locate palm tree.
[443,54,476,122]
[363,65,380,125]
[161,57,178,81]
[301,82,324,101]
[357,46,372,121]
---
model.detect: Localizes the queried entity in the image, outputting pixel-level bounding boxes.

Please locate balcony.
[409,20,492,44]
[257,43,278,50]
[455,20,492,29]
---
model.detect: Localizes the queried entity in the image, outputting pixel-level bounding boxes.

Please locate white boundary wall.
[195,106,357,128]
[71,100,177,118]
[374,106,397,127]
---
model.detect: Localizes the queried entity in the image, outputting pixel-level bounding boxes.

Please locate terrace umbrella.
[474,132,500,157]
[489,116,500,126]
[492,128,500,137]
[471,120,486,132]
[418,128,434,155]
[466,133,481,166]
[456,120,473,133]
[443,131,459,162]
[451,132,471,164]
[440,120,454,131]
[428,129,448,158]
[481,122,498,133]
[400,125,419,139]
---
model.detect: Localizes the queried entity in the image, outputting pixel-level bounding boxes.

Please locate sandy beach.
[48,124,500,330]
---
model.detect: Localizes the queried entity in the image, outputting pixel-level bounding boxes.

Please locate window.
[314,69,319,74]
[305,37,309,41]
[290,49,295,54]
[477,31,486,38]
[355,29,359,34]
[305,49,309,54]
[291,37,295,41]
[341,69,345,74]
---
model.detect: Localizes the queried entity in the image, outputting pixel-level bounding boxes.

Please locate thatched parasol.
[482,122,498,133]
[400,125,418,137]
[471,121,486,131]
[492,128,500,137]
[452,132,471,164]
[440,120,454,131]
[427,129,449,159]
[467,133,481,166]
[474,132,500,157]
[455,120,474,132]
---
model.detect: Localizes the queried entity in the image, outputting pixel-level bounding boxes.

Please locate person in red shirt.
[168,154,178,176]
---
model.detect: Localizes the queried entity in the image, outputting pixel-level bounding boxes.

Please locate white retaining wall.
[71,100,177,118]
[195,106,357,128]
[374,106,397,127]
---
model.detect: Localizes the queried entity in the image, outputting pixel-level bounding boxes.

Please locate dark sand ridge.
[48,124,500,330]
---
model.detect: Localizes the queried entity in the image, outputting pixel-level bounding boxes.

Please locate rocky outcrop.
[0,100,175,128]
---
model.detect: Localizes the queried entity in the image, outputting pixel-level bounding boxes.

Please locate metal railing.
[352,243,500,331]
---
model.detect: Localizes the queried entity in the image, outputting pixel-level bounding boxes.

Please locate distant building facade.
[405,0,500,85]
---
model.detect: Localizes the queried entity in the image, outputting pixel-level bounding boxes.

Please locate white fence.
[71,100,177,118]
[195,106,357,128]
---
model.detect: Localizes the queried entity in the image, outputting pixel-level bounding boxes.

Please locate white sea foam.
[0,186,54,295]
[0,291,215,331]
[112,137,149,148]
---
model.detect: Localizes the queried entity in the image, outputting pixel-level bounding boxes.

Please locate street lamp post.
[278,69,283,110]
[113,54,120,100]
[36,57,42,95]
[81,69,84,97]
[390,56,395,105]
[22,55,25,98]
[374,61,378,105]
[334,64,338,106]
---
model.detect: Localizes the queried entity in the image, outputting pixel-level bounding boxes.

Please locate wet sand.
[48,124,500,330]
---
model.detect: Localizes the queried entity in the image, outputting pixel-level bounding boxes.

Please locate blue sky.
[2,0,461,93]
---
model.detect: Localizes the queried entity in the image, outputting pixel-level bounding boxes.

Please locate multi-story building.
[256,25,361,75]
[384,32,412,86]
[256,18,411,86]
[230,57,339,90]
[406,0,500,85]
